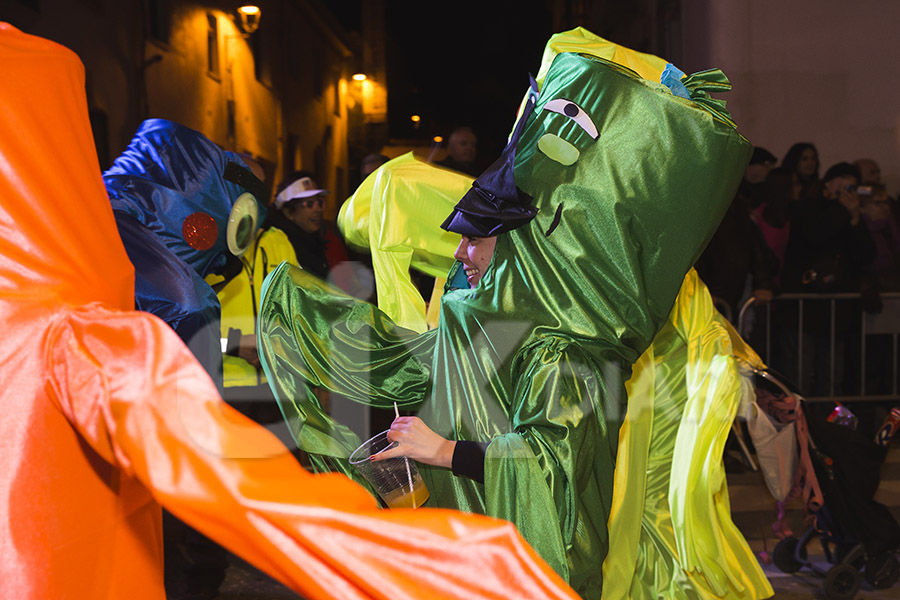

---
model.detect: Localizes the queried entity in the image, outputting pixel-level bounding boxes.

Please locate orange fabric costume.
[0,24,577,600]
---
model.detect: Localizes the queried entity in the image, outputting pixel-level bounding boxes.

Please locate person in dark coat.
[695,146,778,322]
[774,162,877,399]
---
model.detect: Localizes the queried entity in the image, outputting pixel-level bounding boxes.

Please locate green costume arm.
[484,338,618,598]
[257,262,436,476]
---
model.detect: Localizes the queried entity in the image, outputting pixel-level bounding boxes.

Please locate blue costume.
[104,119,266,388]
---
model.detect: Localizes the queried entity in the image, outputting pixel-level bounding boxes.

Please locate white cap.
[274,177,329,208]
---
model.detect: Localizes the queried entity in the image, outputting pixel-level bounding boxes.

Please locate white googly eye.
[227,192,259,256]
[543,98,599,139]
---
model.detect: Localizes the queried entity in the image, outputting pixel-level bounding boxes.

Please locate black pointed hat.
[441,79,539,237]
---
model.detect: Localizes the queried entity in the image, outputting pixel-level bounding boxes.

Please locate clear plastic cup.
[349,430,429,509]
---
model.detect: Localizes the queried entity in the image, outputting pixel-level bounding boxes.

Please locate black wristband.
[225,327,242,356]
[451,440,489,483]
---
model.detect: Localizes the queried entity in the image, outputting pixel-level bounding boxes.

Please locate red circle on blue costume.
[182,212,218,250]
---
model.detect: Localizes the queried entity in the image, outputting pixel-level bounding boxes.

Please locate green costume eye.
[227,192,258,256]
[543,98,599,139]
[536,98,599,166]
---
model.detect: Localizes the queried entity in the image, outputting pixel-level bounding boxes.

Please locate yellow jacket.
[207,226,298,387]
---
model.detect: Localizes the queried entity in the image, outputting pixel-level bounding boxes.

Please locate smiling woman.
[453,235,497,287]
[267,171,335,279]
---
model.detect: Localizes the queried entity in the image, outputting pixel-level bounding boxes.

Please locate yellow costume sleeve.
[339,153,469,332]
[603,270,772,599]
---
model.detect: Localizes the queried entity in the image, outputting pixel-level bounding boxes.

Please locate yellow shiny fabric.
[535,26,668,89]
[0,23,579,600]
[206,227,298,387]
[603,270,772,599]
[339,153,470,332]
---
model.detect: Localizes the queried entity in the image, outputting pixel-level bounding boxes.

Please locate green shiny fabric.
[258,29,751,599]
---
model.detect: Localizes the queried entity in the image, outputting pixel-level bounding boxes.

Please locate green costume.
[259,29,753,598]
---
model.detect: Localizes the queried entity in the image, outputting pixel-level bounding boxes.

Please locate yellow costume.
[207,227,298,387]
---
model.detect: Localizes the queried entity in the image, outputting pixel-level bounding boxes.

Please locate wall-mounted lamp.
[352,73,367,82]
[236,5,261,35]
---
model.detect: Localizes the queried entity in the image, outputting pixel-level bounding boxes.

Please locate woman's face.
[453,235,497,287]
[283,196,324,233]
[797,148,818,178]
[861,190,892,222]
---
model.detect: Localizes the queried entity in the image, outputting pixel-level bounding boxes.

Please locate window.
[207,13,220,77]
[147,0,170,44]
[332,62,341,117]
[251,27,272,86]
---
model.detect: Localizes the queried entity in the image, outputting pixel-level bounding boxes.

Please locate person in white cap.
[270,170,341,279]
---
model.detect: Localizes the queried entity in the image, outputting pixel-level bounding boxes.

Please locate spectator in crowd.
[743,146,778,205]
[860,183,900,290]
[781,162,875,292]
[436,125,479,175]
[775,162,877,397]
[859,183,900,395]
[695,146,777,322]
[854,157,883,185]
[780,141,820,200]
[268,171,344,279]
[360,152,389,180]
[752,166,799,286]
[269,170,372,302]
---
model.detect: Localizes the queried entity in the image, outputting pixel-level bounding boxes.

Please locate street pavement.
[726,438,900,599]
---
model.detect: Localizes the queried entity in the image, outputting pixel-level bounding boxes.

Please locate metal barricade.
[738,292,900,403]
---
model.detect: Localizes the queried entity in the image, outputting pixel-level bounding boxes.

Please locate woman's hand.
[372,416,455,469]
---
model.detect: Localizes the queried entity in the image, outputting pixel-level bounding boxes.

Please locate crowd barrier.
[735,292,900,403]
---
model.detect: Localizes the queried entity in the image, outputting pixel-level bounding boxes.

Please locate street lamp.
[236,5,261,35]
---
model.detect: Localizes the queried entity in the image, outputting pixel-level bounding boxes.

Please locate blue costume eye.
[227,192,259,256]
[543,98,599,139]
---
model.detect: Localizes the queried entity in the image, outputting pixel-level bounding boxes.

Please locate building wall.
[4,0,355,207]
[683,0,900,192]
[279,0,351,210]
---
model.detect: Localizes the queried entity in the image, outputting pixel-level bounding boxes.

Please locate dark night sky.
[335,0,557,166]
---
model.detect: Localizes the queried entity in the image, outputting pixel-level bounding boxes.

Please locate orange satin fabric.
[0,23,578,600]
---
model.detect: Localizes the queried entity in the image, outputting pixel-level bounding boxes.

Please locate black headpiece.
[441,77,539,237]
